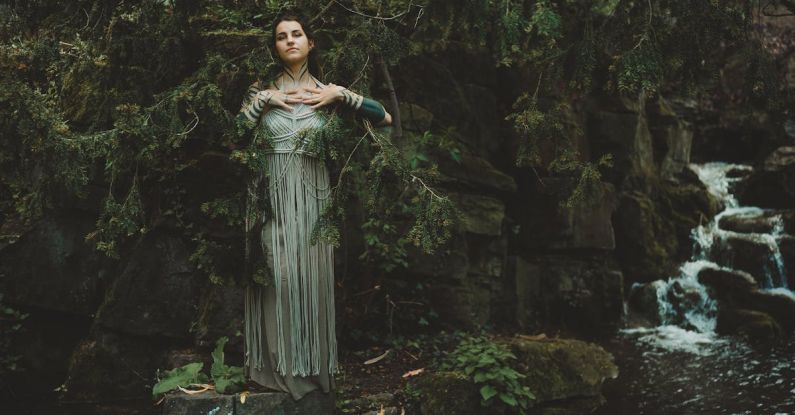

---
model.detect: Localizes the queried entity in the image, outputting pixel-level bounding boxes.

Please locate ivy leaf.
[480,385,498,401]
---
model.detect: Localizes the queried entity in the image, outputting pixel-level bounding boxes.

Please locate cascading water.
[596,162,795,414]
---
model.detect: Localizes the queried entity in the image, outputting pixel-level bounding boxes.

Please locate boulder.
[627,281,666,326]
[745,290,795,330]
[417,371,479,415]
[738,146,795,209]
[507,337,618,406]
[716,308,781,342]
[718,210,780,234]
[697,267,758,300]
[416,337,618,415]
[712,235,779,287]
[779,235,795,281]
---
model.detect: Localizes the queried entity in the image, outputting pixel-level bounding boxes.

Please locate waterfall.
[625,162,793,353]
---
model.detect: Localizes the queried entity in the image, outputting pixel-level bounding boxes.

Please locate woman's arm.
[236,82,301,130]
[237,82,266,129]
[338,88,392,126]
[303,84,392,126]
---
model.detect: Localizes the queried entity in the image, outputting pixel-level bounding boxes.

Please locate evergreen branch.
[362,121,444,202]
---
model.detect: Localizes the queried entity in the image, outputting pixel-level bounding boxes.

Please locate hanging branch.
[377,54,402,139]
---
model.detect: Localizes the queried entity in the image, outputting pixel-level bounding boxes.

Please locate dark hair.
[270,11,323,79]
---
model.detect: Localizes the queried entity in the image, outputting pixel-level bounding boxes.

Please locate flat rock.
[162,390,335,415]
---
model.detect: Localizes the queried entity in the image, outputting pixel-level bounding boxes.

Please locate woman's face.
[273,20,313,66]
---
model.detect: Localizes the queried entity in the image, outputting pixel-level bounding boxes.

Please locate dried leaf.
[401,368,425,378]
[239,390,250,404]
[177,384,214,395]
[364,349,390,365]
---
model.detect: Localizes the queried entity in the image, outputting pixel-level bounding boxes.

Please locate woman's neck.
[280,60,313,89]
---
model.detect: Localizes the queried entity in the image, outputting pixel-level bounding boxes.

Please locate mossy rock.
[417,371,480,415]
[416,338,618,414]
[505,336,618,404]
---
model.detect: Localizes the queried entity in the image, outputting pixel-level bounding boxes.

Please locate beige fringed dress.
[243,77,337,401]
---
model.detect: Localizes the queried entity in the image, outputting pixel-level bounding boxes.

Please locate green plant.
[440,336,535,413]
[151,336,245,397]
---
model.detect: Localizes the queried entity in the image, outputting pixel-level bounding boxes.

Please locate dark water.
[595,330,795,415]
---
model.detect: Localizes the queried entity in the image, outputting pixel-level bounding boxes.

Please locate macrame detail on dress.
[244,77,338,377]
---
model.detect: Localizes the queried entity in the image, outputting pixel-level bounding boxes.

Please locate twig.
[334,131,369,192]
[332,0,414,21]
[348,54,370,89]
[309,0,336,26]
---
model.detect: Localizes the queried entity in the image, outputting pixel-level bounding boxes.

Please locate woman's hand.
[256,89,303,112]
[302,83,344,109]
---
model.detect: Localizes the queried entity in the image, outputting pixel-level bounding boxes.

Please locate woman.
[237,11,392,401]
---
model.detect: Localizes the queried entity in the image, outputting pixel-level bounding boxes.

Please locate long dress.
[243,77,337,401]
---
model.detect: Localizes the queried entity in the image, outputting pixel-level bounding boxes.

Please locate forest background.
[1,0,794,413]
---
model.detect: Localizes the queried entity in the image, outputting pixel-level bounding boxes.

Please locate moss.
[505,337,618,404]
[417,371,480,415]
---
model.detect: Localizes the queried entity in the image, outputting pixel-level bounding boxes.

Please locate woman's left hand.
[302,83,344,109]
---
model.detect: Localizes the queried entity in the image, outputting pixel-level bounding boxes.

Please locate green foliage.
[152,362,209,396]
[0,0,779,289]
[440,336,536,413]
[151,336,244,397]
[210,336,246,394]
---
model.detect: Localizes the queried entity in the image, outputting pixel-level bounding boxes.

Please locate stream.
[596,162,795,414]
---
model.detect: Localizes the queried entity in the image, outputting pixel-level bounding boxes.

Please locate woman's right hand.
[256,89,302,112]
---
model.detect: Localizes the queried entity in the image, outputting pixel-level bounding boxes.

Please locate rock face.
[0,218,246,404]
[511,255,623,334]
[416,337,618,415]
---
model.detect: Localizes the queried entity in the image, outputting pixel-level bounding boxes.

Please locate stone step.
[162,389,335,415]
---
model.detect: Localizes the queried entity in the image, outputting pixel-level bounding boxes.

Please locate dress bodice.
[257,76,327,155]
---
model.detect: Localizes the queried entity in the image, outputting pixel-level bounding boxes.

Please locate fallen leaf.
[239,390,250,404]
[364,349,390,365]
[402,368,425,378]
